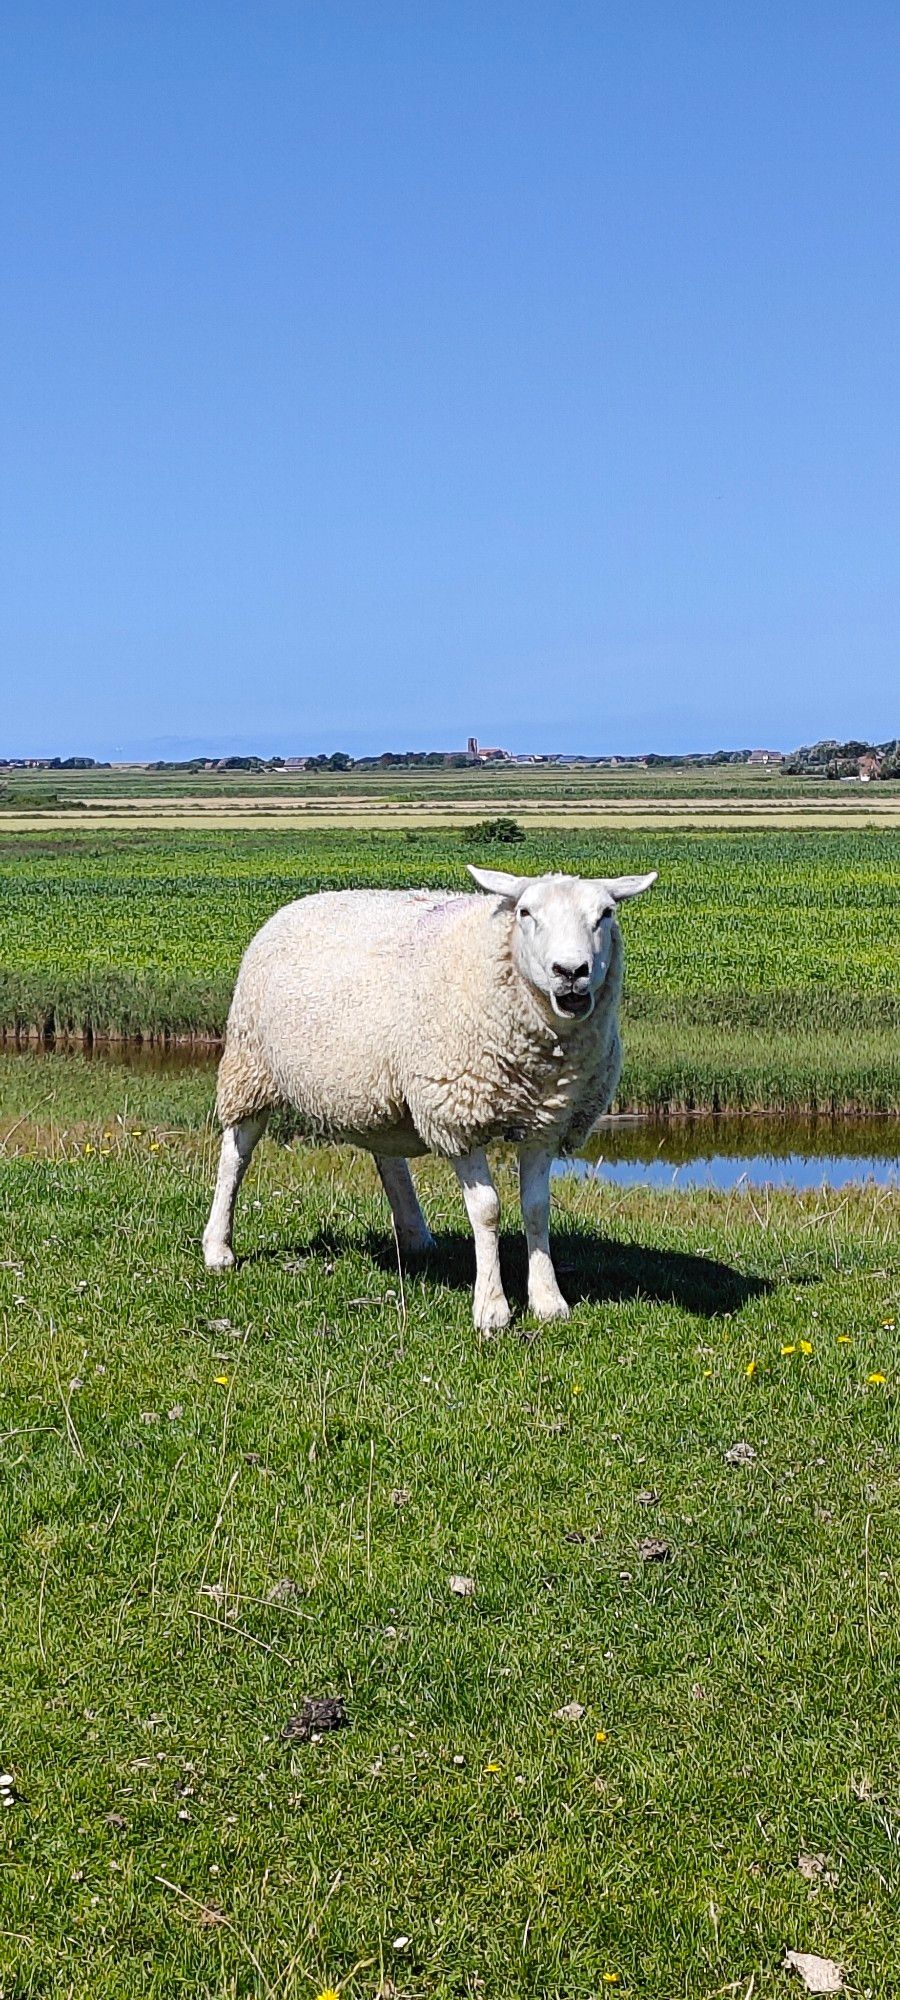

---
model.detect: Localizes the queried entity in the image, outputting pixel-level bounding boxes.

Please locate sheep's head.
[468,865,657,1023]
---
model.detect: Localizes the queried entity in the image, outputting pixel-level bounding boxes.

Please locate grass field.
[1,1060,899,1999]
[4,761,900,831]
[2,792,899,2000]
[2,825,900,1113]
[0,760,839,804]
[5,767,900,835]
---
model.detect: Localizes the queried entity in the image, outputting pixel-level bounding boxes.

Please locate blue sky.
[4,3,899,759]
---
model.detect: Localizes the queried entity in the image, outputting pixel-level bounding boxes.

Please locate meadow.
[2,825,900,1111]
[1,1061,899,1998]
[0,759,838,805]
[1,815,899,1997]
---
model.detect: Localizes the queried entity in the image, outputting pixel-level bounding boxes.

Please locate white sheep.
[202,864,656,1329]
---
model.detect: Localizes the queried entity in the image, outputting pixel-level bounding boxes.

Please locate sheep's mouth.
[551,991,594,1020]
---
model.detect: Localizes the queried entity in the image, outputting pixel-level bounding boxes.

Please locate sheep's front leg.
[203,1114,268,1270]
[375,1155,434,1256]
[452,1149,510,1332]
[518,1145,570,1322]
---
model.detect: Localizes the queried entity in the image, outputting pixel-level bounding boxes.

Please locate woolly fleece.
[215,885,625,1158]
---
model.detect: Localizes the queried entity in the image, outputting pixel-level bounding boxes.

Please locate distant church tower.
[467,736,479,760]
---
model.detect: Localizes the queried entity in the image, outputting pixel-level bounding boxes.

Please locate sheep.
[202,864,657,1330]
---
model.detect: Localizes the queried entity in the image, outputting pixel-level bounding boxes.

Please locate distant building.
[467,735,513,763]
[748,749,784,765]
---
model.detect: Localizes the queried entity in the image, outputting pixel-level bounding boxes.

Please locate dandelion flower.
[484,1760,501,1774]
[595,1729,608,1743]
[781,1344,796,1355]
[745,1359,757,1379]
[867,1372,886,1385]
[315,1988,340,2000]
[603,1975,620,1986]
[213,1374,230,1387]
[571,1383,583,1395]
[799,1339,813,1355]
[837,1335,852,1345]
[703,1368,712,1378]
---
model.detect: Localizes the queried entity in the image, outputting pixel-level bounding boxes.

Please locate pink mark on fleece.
[403,892,469,941]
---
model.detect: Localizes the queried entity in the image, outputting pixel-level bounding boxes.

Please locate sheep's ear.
[467,865,534,903]
[601,872,658,903]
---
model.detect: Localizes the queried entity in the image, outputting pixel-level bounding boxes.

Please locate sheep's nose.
[552,960,590,986]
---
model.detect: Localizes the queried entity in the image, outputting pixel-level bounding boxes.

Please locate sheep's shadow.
[248,1223,773,1319]
[391,1226,772,1319]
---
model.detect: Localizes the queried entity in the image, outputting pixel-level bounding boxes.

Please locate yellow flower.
[837,1335,852,1345]
[595,1729,608,1743]
[571,1383,583,1395]
[149,1142,161,1153]
[484,1760,501,1773]
[867,1372,886,1385]
[83,1143,94,1156]
[745,1359,757,1378]
[214,1374,230,1386]
[781,1343,795,1355]
[703,1368,712,1378]
[799,1339,813,1355]
[603,1976,620,1986]
[882,1320,895,1330]
[315,1989,340,2000]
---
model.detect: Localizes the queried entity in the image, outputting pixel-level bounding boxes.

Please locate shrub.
[464,816,526,845]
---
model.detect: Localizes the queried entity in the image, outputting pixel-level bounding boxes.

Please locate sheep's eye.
[518,906,533,923]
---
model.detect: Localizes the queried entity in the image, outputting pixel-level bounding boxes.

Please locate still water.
[560,1115,900,1192]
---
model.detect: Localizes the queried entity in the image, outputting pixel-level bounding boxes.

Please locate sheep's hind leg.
[375,1155,434,1256]
[519,1145,570,1321]
[452,1148,510,1333]
[203,1113,268,1271]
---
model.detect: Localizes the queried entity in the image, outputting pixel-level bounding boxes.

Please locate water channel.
[564,1115,900,1191]
[5,1042,900,1191]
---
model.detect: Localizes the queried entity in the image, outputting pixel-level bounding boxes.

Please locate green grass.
[0,1046,217,1146]
[1,1072,899,1997]
[2,826,900,1111]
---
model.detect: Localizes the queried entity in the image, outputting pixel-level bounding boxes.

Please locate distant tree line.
[642,750,754,766]
[0,756,109,769]
[783,739,900,779]
[6,742,899,778]
[354,751,471,768]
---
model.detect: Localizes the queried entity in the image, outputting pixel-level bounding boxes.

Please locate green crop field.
[2,825,900,1111]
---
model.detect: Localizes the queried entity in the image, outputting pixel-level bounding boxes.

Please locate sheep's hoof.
[203,1236,235,1272]
[400,1225,435,1258]
[473,1290,511,1334]
[529,1290,571,1323]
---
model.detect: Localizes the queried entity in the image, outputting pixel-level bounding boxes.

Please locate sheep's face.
[468,865,657,1025]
